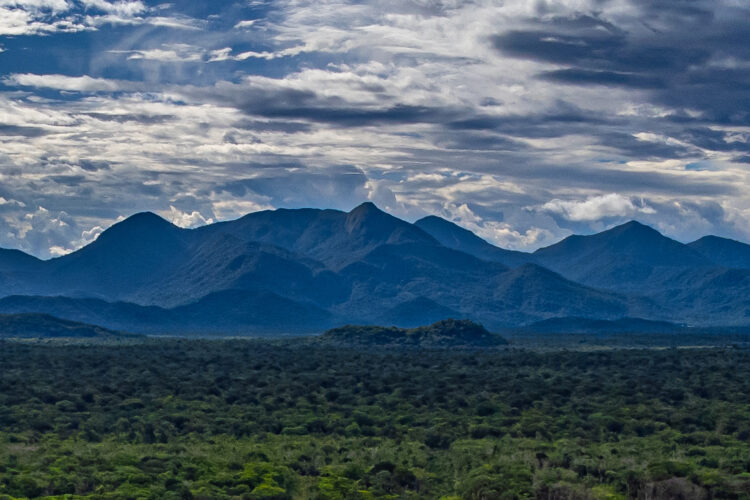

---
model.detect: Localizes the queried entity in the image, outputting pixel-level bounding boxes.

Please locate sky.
[0,0,749,258]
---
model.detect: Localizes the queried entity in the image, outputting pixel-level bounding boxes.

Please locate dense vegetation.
[2,340,750,499]
[316,319,507,347]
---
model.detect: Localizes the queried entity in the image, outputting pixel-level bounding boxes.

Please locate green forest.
[2,339,750,499]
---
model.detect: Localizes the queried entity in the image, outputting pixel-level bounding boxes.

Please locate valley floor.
[1,338,750,499]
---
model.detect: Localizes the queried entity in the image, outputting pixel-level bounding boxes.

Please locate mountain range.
[0,202,748,334]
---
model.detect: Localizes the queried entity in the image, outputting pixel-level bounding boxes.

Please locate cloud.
[233,20,256,29]
[163,205,213,228]
[2,0,750,256]
[539,194,656,222]
[79,0,146,16]
[210,199,273,220]
[4,73,131,92]
[112,44,206,62]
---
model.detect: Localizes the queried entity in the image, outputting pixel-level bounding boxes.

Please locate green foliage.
[317,319,507,347]
[0,340,750,498]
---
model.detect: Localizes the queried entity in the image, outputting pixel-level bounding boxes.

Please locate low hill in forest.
[0,313,137,339]
[317,319,507,347]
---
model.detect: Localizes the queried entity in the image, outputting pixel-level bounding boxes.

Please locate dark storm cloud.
[596,132,693,160]
[433,131,526,152]
[447,107,610,139]
[0,124,50,137]
[232,119,312,134]
[187,83,456,128]
[539,69,666,89]
[49,175,87,186]
[78,160,111,172]
[493,3,750,127]
[84,113,176,124]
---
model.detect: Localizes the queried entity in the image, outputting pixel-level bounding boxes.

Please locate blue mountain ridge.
[0,202,748,333]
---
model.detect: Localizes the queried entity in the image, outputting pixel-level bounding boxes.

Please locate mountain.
[688,235,750,269]
[44,212,194,300]
[0,248,43,273]
[1,204,750,333]
[414,215,533,267]
[0,291,330,335]
[316,319,508,347]
[533,220,713,291]
[199,202,437,270]
[0,313,134,339]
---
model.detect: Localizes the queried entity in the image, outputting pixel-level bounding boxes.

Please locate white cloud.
[79,0,146,16]
[4,73,130,92]
[211,200,273,220]
[0,197,25,207]
[539,193,656,222]
[48,245,72,256]
[113,44,205,62]
[233,19,256,29]
[163,205,213,228]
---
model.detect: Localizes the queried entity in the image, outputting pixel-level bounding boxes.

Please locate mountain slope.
[414,215,533,267]
[200,202,437,270]
[0,291,331,334]
[0,313,134,339]
[45,212,195,300]
[688,235,750,269]
[533,220,713,291]
[0,248,43,273]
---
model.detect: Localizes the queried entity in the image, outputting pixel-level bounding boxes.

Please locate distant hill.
[0,313,135,339]
[689,235,750,269]
[533,220,712,290]
[414,215,533,267]
[0,291,331,335]
[317,319,508,347]
[0,204,749,333]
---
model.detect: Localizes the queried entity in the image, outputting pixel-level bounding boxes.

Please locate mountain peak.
[349,201,381,215]
[606,220,658,236]
[117,211,174,228]
[345,201,398,231]
[688,234,750,269]
[93,212,179,243]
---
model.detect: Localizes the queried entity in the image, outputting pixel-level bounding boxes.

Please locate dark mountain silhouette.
[0,291,330,334]
[39,212,194,300]
[317,319,507,347]
[0,248,43,273]
[533,220,713,291]
[0,313,134,339]
[689,235,750,269]
[414,215,533,267]
[0,295,177,332]
[199,202,436,270]
[0,204,749,333]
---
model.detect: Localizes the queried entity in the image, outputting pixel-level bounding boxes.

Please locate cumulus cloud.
[539,194,656,222]
[163,205,213,228]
